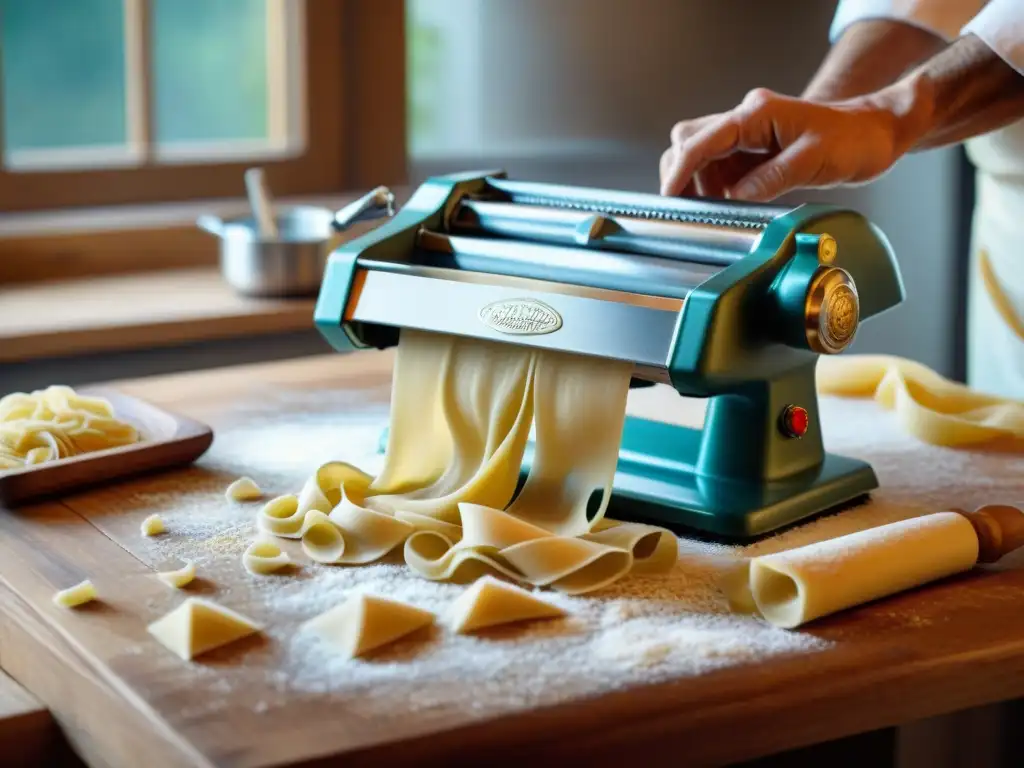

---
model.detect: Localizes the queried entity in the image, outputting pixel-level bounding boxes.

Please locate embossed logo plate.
[824,284,858,346]
[478,299,563,336]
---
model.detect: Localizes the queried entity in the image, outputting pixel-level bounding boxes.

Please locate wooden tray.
[0,388,213,508]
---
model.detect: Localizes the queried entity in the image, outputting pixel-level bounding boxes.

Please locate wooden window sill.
[0,267,318,364]
[0,187,411,286]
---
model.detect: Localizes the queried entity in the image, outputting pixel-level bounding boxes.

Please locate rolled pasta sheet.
[257,495,306,538]
[740,512,980,629]
[299,510,347,564]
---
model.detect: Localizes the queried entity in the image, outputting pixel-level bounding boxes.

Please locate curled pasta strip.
[581,520,679,574]
[299,511,347,563]
[258,332,679,595]
[327,500,414,564]
[257,495,306,538]
[404,504,653,595]
[394,510,464,543]
[296,461,374,515]
[274,455,678,594]
[817,355,1024,447]
[291,461,416,564]
[242,540,291,575]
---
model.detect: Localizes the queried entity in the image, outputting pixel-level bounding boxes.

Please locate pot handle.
[332,186,396,232]
[197,214,226,236]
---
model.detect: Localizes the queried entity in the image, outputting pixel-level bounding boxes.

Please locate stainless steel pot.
[198,187,396,298]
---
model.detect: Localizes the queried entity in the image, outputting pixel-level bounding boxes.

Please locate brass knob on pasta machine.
[804,266,860,354]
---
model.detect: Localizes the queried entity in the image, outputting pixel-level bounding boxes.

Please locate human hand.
[659,80,933,202]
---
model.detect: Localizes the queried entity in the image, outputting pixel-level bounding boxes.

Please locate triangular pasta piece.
[304,594,434,658]
[147,597,261,661]
[450,576,565,633]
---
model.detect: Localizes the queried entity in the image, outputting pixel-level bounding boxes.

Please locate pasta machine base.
[520,415,878,541]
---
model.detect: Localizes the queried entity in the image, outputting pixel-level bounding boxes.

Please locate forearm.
[896,34,1024,151]
[802,19,946,102]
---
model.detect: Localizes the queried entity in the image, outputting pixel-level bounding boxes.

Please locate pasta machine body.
[314,171,905,540]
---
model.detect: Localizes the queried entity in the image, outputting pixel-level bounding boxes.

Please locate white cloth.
[831,0,1024,396]
[966,173,1024,398]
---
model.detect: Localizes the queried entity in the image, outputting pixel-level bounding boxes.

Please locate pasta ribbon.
[817,354,1024,447]
[0,386,139,470]
[253,331,679,595]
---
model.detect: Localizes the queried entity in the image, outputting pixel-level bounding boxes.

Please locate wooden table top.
[2,350,1024,768]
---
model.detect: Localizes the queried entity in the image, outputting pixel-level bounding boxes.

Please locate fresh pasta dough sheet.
[253,329,678,596]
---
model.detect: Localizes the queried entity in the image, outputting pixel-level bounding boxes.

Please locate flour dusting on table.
[108,383,1023,724]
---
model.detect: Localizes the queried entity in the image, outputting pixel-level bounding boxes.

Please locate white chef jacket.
[832,0,1024,398]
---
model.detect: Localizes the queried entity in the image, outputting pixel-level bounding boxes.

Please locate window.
[0,0,405,213]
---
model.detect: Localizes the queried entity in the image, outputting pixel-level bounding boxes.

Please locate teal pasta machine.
[314,171,904,541]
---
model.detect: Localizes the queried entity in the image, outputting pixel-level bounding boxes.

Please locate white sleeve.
[962,0,1024,76]
[829,0,985,44]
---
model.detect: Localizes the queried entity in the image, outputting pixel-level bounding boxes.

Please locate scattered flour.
[102,384,1023,724]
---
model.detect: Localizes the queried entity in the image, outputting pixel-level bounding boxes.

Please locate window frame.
[0,0,407,213]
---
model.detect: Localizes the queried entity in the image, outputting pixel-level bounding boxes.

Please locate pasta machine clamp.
[312,171,905,541]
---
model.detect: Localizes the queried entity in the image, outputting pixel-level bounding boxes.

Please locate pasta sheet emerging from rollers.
[260,330,677,594]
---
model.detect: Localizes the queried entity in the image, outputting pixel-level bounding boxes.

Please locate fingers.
[663,115,718,197]
[661,90,783,197]
[658,146,675,190]
[661,145,700,197]
[728,135,823,202]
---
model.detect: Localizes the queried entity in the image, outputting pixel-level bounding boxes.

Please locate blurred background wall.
[411,0,967,379]
[5,0,969,390]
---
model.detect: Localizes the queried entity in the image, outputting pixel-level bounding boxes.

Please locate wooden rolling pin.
[722,504,1024,629]
[956,504,1024,563]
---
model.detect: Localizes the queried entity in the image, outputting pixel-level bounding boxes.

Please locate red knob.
[780,405,809,439]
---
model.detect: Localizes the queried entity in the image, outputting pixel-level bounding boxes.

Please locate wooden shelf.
[0,268,316,364]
